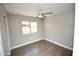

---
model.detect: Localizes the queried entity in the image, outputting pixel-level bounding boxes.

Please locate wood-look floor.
[11,40,72,56]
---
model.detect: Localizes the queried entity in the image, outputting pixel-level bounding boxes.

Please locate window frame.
[21,20,37,35]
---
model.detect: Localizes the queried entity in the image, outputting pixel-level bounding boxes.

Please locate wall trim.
[44,39,73,51]
[10,38,73,51]
[10,38,44,50]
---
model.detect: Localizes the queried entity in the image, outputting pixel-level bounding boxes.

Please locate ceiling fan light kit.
[37,10,53,18]
[38,14,43,18]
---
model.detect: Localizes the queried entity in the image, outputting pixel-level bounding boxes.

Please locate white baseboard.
[10,38,43,50]
[10,38,73,51]
[44,39,73,51]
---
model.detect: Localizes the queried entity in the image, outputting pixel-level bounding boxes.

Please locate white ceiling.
[3,3,74,17]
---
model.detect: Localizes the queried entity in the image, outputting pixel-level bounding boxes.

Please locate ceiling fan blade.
[43,12,53,15]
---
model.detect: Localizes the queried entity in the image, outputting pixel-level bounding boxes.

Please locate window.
[31,22,37,33]
[22,21,37,35]
[22,21,30,34]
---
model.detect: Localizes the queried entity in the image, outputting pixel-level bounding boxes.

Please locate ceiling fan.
[36,9,53,18]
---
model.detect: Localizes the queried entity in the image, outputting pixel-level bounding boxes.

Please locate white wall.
[7,14,44,48]
[0,4,10,56]
[7,6,75,51]
[44,8,75,49]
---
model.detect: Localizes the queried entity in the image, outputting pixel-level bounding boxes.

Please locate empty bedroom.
[0,3,75,56]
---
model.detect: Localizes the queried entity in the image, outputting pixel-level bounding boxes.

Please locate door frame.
[0,29,4,56]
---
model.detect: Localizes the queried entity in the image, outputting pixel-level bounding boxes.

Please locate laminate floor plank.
[11,40,72,56]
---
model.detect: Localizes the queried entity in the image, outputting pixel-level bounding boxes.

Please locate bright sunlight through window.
[22,21,37,35]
